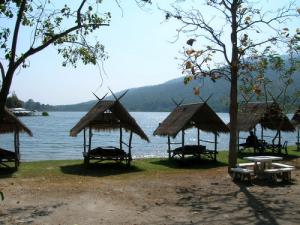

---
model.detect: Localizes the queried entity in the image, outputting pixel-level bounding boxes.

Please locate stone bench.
[264,168,294,182]
[236,162,261,168]
[272,162,295,169]
[231,167,254,182]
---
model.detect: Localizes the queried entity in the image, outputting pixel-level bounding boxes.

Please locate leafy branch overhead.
[165,0,300,97]
[164,0,299,169]
[0,0,110,73]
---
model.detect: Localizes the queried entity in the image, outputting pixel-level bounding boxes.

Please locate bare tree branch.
[14,22,109,71]
[9,0,27,68]
[0,62,5,81]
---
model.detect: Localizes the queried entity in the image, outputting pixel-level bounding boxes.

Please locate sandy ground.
[1,159,300,225]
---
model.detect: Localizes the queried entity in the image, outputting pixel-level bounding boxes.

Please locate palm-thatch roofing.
[70,100,149,142]
[153,102,229,138]
[234,102,295,132]
[0,107,32,136]
[292,107,300,127]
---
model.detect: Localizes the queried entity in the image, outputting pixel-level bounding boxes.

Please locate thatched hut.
[70,100,149,166]
[232,101,295,153]
[153,102,229,161]
[291,107,300,150]
[0,107,32,168]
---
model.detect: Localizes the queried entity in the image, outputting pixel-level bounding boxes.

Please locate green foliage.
[1,146,299,179]
[24,99,53,111]
[6,92,24,108]
[165,1,299,102]
[42,111,49,116]
[0,1,110,71]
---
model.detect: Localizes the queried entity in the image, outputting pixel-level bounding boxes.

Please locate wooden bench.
[171,145,217,161]
[83,147,130,166]
[231,167,254,182]
[0,148,19,169]
[296,142,300,151]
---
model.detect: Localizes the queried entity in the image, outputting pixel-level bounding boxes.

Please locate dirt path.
[1,162,300,225]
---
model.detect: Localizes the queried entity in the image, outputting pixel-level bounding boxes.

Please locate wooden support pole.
[278,130,282,146]
[214,132,217,161]
[237,131,240,152]
[120,124,123,150]
[88,126,92,153]
[297,128,300,151]
[182,130,185,159]
[14,131,17,154]
[167,136,171,159]
[275,129,282,154]
[83,128,86,154]
[17,130,20,154]
[261,124,264,140]
[128,131,133,161]
[197,128,200,146]
[182,130,185,147]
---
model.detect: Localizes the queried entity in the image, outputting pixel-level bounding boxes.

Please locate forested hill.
[52,62,300,112]
[52,77,230,112]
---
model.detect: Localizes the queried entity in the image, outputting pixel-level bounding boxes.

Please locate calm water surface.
[0,112,297,161]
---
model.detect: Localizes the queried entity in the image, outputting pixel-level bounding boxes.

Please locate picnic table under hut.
[233,101,295,154]
[0,107,32,169]
[153,102,229,161]
[70,99,149,166]
[291,107,300,150]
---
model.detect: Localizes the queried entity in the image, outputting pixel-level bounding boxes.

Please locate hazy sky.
[9,0,299,105]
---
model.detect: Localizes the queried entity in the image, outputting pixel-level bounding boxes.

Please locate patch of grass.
[0,146,299,179]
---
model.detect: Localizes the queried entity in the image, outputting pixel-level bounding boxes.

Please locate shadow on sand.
[150,157,227,169]
[60,161,143,177]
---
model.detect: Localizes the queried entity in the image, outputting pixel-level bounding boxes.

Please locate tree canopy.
[0,0,112,120]
[164,0,300,168]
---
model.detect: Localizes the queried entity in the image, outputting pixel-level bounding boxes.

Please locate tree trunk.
[228,0,239,171]
[0,69,15,121]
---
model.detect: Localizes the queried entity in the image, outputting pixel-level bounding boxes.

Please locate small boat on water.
[9,108,34,116]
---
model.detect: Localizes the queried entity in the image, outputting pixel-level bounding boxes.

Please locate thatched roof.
[234,102,295,132]
[70,100,149,141]
[153,102,229,138]
[291,107,300,127]
[0,107,32,136]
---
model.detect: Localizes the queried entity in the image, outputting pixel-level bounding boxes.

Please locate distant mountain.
[50,77,230,112]
[46,56,300,112]
[51,65,300,112]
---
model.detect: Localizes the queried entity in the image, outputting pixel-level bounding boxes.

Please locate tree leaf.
[186,39,196,46]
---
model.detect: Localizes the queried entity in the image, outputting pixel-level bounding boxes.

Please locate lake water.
[0,112,298,161]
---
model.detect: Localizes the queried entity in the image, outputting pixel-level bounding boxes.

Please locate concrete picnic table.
[243,156,283,176]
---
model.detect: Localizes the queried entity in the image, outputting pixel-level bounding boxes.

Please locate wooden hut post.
[214,132,217,161]
[237,131,240,151]
[14,130,17,154]
[197,128,200,146]
[83,128,86,155]
[88,126,92,153]
[182,129,185,158]
[297,128,300,151]
[167,136,171,159]
[120,124,123,150]
[182,130,185,147]
[261,124,264,141]
[128,131,133,161]
[14,128,20,168]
